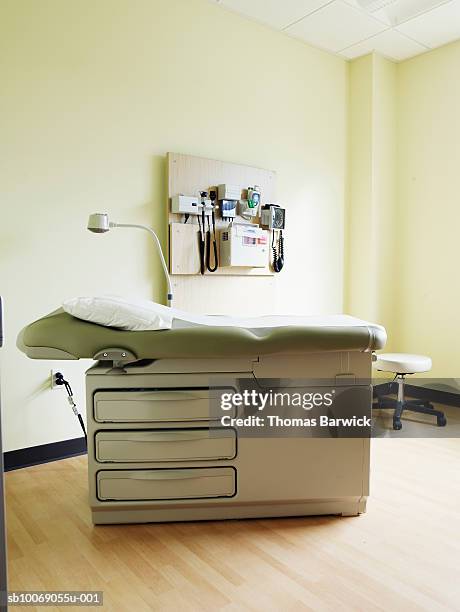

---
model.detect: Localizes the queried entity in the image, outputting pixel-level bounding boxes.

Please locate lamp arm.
[111,222,173,306]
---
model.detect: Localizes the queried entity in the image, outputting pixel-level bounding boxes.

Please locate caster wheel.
[437,416,447,427]
[393,420,402,431]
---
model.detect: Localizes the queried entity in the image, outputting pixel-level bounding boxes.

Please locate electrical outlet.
[51,369,64,390]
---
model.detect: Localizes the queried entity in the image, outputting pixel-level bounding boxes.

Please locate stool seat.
[373,352,445,430]
[374,353,432,374]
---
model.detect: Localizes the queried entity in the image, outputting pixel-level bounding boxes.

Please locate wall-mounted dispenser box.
[220,199,237,220]
[171,195,212,215]
[217,184,241,201]
[220,224,268,267]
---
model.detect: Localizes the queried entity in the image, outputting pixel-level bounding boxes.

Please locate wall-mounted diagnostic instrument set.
[168,153,286,276]
[170,182,286,274]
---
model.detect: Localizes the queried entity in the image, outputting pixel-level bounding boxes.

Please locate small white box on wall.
[220,224,268,268]
[217,184,241,201]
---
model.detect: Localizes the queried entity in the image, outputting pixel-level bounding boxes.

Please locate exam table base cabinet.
[86,352,371,525]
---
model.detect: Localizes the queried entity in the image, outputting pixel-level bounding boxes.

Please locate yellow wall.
[0,0,348,451]
[371,55,397,343]
[346,55,374,318]
[397,41,460,377]
[345,54,397,348]
[347,44,459,378]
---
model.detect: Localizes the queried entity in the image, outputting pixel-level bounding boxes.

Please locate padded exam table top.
[18,309,386,361]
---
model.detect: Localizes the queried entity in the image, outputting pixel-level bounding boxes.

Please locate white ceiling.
[213,0,460,61]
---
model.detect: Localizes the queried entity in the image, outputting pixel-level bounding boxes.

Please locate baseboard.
[4,437,87,472]
[373,382,460,407]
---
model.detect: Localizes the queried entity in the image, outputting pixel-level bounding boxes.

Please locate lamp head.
[87,213,110,233]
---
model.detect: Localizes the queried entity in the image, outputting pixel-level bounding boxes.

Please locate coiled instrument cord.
[206,211,218,272]
[272,230,284,273]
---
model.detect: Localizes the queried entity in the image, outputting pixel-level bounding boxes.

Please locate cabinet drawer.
[97,468,236,501]
[94,389,233,423]
[95,428,236,463]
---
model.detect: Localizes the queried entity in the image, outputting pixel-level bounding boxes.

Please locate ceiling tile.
[340,28,428,60]
[396,0,460,47]
[218,0,332,30]
[285,0,388,52]
[343,0,450,26]
[342,0,393,24]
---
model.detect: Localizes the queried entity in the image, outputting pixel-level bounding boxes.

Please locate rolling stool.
[373,353,447,430]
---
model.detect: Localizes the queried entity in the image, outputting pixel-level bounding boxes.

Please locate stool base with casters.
[373,353,447,431]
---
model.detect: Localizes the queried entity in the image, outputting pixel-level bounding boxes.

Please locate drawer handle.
[134,392,208,402]
[116,471,229,482]
[102,432,228,443]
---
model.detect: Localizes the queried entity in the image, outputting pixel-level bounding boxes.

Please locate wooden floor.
[5,422,460,611]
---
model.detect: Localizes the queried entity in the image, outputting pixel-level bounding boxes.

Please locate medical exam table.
[18,309,386,524]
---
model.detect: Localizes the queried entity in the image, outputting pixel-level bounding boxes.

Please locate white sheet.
[62,295,385,336]
[171,311,378,329]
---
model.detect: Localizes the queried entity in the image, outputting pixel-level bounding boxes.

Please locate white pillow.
[62,296,173,331]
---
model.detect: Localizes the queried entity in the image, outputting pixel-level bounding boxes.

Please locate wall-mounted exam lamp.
[87,213,173,307]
